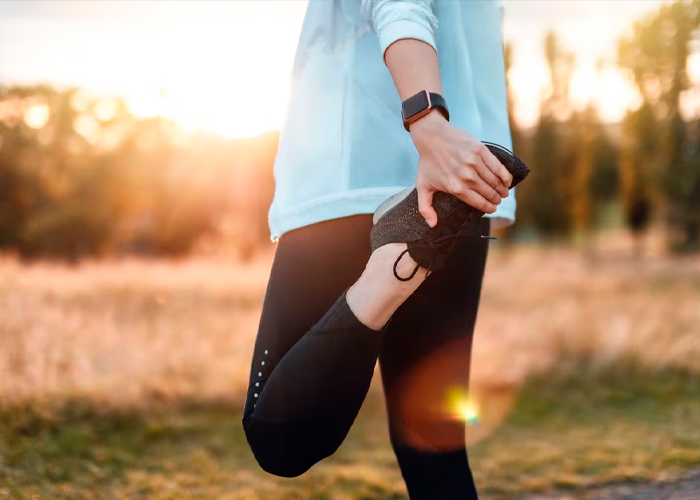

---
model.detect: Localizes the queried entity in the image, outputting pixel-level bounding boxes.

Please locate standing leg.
[379,218,491,499]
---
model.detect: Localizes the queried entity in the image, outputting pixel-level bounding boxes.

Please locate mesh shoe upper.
[369,142,531,280]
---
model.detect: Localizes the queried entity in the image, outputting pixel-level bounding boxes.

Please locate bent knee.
[253,450,312,478]
[242,416,341,478]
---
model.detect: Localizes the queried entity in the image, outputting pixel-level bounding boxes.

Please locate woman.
[241,1,529,498]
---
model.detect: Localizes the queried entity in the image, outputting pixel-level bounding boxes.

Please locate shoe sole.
[372,142,522,226]
[373,184,415,225]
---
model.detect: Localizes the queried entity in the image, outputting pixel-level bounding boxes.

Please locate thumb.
[417,186,438,228]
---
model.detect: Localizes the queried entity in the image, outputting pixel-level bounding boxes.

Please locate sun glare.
[112,6,305,139]
[508,62,550,128]
[3,1,683,137]
[10,2,309,139]
[570,65,642,122]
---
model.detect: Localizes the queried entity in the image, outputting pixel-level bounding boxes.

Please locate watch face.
[403,91,430,120]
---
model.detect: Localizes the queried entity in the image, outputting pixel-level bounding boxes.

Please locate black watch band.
[401,91,449,131]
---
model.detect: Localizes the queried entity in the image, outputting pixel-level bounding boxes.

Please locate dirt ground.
[522,467,700,500]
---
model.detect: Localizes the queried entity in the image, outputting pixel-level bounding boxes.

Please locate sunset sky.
[1,0,695,138]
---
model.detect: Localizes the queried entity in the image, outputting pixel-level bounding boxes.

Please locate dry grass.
[1,237,698,409]
[474,245,700,385]
[0,254,270,406]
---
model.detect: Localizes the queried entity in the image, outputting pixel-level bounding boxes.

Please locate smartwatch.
[401,90,449,131]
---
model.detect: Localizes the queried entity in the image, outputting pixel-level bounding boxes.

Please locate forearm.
[363,0,512,224]
[384,39,442,100]
[384,24,511,222]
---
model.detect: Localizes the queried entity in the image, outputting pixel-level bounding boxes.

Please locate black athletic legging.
[242,214,490,500]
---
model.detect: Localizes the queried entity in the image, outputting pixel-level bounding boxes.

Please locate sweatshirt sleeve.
[360,0,439,62]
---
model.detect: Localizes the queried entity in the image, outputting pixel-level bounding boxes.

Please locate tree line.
[512,0,700,253]
[0,0,698,260]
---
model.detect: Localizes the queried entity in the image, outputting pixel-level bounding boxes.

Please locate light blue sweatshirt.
[268,0,515,241]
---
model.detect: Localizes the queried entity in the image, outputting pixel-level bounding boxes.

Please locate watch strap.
[402,91,450,131]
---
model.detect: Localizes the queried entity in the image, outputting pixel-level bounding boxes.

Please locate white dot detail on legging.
[254,393,259,398]
[255,382,259,387]
[258,372,262,377]
[261,361,265,366]
[264,350,269,355]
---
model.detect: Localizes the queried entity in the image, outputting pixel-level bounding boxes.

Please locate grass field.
[1,239,700,499]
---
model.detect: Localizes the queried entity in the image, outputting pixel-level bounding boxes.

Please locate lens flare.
[446,386,480,427]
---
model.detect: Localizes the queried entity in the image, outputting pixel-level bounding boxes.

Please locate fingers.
[473,155,509,199]
[480,147,514,189]
[453,188,498,214]
[458,153,502,206]
[417,186,438,228]
[468,173,503,206]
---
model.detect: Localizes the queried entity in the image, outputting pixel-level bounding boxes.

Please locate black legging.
[242,214,490,499]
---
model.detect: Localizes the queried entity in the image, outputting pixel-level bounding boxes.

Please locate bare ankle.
[346,244,428,330]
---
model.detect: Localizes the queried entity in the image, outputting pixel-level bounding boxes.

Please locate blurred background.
[1,1,699,499]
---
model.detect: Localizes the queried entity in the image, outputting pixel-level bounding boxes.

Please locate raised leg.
[242,215,427,477]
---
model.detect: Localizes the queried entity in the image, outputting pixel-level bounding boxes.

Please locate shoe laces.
[392,228,495,282]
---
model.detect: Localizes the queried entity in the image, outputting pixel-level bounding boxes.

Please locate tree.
[617,0,700,252]
[0,84,277,260]
[515,31,575,237]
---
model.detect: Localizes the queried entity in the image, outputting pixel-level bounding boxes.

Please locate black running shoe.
[370,142,531,281]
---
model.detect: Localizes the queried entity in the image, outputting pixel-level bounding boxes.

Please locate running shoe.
[370,142,530,281]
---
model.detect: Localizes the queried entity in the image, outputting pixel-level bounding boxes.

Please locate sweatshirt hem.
[268,188,515,241]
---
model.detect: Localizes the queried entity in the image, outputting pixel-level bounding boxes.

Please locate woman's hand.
[410,110,513,227]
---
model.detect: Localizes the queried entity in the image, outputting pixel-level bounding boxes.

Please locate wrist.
[409,108,448,141]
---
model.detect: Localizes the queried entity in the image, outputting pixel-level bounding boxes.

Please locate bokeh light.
[93,98,119,122]
[24,103,50,129]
